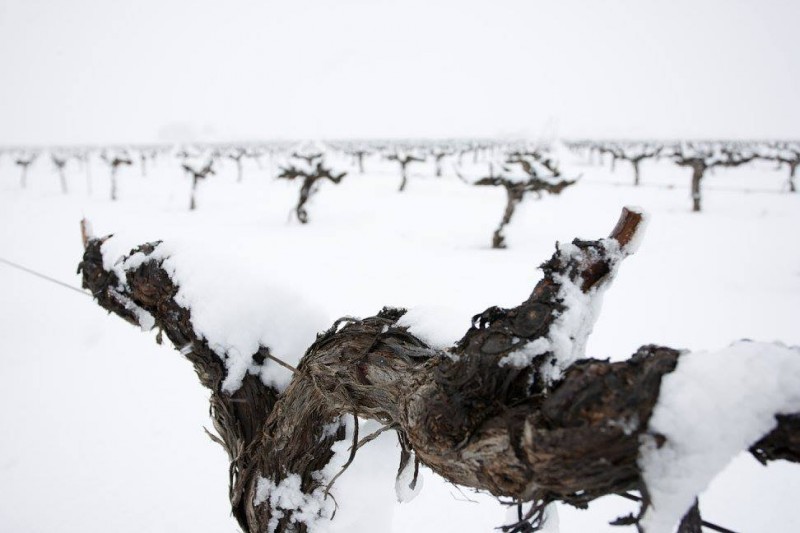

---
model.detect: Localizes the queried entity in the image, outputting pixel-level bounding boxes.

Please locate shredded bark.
[78,208,799,532]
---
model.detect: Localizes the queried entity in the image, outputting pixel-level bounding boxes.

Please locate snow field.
[1,143,798,532]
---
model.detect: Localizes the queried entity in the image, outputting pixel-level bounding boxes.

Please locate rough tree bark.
[78,209,799,533]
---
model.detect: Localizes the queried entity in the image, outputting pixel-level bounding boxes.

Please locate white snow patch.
[254,474,335,533]
[313,415,356,484]
[501,238,627,384]
[178,343,193,355]
[159,240,329,392]
[98,238,159,331]
[499,337,551,367]
[253,417,357,532]
[111,291,156,331]
[639,341,800,533]
[396,305,469,349]
[100,237,330,393]
[541,503,560,533]
[539,269,604,383]
[319,417,345,441]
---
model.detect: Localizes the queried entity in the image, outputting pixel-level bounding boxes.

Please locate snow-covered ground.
[1,145,798,532]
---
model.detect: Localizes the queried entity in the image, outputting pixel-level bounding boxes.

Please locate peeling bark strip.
[78,208,799,533]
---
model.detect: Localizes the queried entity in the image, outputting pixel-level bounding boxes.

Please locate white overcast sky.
[1,0,798,145]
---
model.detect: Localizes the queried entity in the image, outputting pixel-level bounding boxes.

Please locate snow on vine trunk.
[254,416,358,532]
[99,235,329,392]
[500,207,650,383]
[639,341,800,533]
[396,305,470,350]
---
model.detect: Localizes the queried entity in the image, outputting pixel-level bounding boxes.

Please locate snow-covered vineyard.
[1,138,799,533]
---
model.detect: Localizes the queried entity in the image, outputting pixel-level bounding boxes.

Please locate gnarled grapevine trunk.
[78,209,799,533]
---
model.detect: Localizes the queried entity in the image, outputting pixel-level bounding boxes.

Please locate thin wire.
[0,256,89,297]
[0,255,308,375]
[262,351,298,374]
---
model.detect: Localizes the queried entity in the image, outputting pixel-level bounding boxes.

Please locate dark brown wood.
[78,208,799,532]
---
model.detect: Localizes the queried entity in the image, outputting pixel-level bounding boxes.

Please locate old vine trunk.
[78,209,799,533]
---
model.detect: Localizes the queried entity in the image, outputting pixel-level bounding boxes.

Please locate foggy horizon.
[2,0,799,146]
